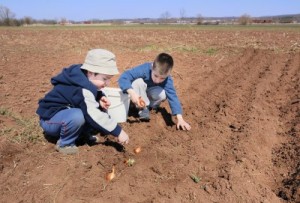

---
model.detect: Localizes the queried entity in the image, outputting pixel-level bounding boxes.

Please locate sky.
[0,0,299,21]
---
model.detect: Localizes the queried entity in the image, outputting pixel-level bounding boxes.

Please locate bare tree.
[160,11,171,23]
[196,14,203,25]
[180,8,186,20]
[60,17,68,25]
[23,16,33,25]
[0,5,15,26]
[238,14,252,25]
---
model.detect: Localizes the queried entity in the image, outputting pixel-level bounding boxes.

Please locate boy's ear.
[151,62,155,70]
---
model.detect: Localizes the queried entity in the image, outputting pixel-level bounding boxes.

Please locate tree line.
[0,5,57,26]
[1,5,298,26]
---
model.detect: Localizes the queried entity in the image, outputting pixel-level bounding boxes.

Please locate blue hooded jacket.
[118,62,182,115]
[36,64,121,137]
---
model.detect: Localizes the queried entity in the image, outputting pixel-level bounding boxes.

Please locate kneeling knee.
[69,109,85,127]
[151,92,166,101]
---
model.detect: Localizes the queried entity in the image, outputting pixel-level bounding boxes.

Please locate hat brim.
[81,63,119,75]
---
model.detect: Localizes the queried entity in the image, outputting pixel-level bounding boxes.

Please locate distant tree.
[180,8,186,20]
[40,19,57,25]
[60,17,68,25]
[0,5,16,26]
[13,19,22,26]
[160,11,171,23]
[23,16,33,25]
[196,14,203,25]
[279,16,294,23]
[238,14,252,25]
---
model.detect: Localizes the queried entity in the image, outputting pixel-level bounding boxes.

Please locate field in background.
[0,25,299,202]
[1,24,300,31]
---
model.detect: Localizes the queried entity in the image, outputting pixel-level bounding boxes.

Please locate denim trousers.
[132,78,167,108]
[40,108,86,147]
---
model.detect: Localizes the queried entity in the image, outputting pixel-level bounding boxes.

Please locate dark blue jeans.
[40,108,85,147]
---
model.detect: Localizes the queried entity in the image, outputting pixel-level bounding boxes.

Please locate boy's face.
[87,72,113,90]
[151,68,170,84]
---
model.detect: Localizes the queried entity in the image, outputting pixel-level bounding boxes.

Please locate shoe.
[138,108,150,121]
[149,105,160,111]
[88,134,102,144]
[55,140,78,155]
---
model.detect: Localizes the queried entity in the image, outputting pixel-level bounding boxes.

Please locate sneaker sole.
[55,145,79,155]
[139,117,150,121]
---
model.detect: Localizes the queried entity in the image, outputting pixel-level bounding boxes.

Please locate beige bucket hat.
[81,49,119,75]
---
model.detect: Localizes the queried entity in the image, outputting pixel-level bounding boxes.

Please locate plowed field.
[0,26,299,202]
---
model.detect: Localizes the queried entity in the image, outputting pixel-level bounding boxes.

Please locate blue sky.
[0,0,299,21]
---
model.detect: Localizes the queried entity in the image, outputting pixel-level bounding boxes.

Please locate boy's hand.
[127,89,145,108]
[99,96,111,110]
[176,114,191,131]
[118,130,129,145]
[137,97,146,108]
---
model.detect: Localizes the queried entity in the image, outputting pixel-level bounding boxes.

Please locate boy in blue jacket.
[36,49,129,154]
[118,53,191,131]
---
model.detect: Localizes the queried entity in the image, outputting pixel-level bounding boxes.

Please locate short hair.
[153,53,174,75]
[81,69,99,76]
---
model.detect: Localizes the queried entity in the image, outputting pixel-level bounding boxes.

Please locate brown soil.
[0,27,299,202]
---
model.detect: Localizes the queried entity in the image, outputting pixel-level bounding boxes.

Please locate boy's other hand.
[118,130,129,145]
[138,97,146,108]
[176,114,191,131]
[127,89,144,108]
[100,96,111,110]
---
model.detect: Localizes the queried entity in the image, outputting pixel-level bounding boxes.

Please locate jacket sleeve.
[118,63,148,93]
[164,76,183,115]
[79,88,121,137]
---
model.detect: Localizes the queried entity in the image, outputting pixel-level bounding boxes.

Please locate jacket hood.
[51,64,98,95]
